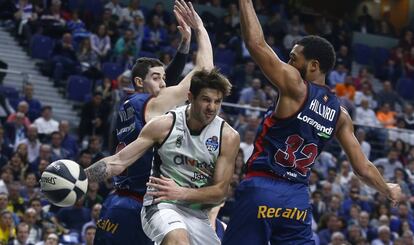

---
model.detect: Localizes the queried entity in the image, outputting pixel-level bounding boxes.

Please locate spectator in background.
[81,203,101,240]
[29,144,51,173]
[355,99,380,127]
[371,225,392,245]
[376,80,404,110]
[83,181,102,209]
[104,0,123,23]
[353,67,373,91]
[0,210,15,244]
[51,32,80,85]
[22,208,41,244]
[376,103,397,128]
[318,214,341,245]
[404,46,414,79]
[355,128,371,160]
[33,106,58,142]
[142,15,167,52]
[238,78,266,106]
[113,29,137,68]
[58,121,77,159]
[390,203,414,235]
[374,148,403,181]
[7,222,32,245]
[358,211,377,241]
[39,0,66,38]
[90,24,111,62]
[19,172,39,204]
[354,82,377,109]
[56,198,90,237]
[356,5,375,34]
[4,113,26,148]
[78,92,110,144]
[287,14,307,35]
[120,0,144,27]
[81,225,96,245]
[227,3,240,28]
[328,62,347,87]
[282,26,303,53]
[147,1,171,26]
[129,12,145,54]
[86,136,105,163]
[329,232,346,245]
[239,129,254,163]
[66,11,89,43]
[399,29,413,52]
[264,12,287,41]
[402,103,414,130]
[7,101,30,128]
[336,45,352,71]
[50,132,70,161]
[19,83,41,122]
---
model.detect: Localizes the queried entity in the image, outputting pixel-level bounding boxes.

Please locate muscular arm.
[335,107,392,198]
[238,0,302,95]
[145,2,213,122]
[85,114,173,182]
[148,124,240,204]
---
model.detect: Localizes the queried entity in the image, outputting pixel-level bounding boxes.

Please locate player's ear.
[309,60,319,72]
[134,77,144,88]
[188,91,193,102]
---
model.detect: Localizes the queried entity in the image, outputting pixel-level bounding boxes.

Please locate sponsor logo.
[309,99,336,121]
[96,219,119,234]
[116,122,136,136]
[205,136,219,152]
[297,112,334,137]
[176,135,183,148]
[257,206,308,221]
[40,177,56,185]
[173,155,213,169]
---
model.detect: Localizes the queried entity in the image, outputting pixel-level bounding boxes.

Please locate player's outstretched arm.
[165,4,191,86]
[238,0,301,94]
[146,0,213,121]
[147,124,240,204]
[336,107,403,206]
[85,114,173,182]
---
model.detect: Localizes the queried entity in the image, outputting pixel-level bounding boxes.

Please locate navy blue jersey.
[113,93,153,195]
[247,81,341,184]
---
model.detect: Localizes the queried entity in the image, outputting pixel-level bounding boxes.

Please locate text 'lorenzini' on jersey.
[247,81,341,184]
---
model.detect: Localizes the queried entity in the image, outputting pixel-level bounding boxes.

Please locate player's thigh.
[94,195,152,245]
[179,207,220,245]
[141,203,188,245]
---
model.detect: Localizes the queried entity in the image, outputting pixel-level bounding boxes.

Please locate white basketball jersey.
[143,105,225,208]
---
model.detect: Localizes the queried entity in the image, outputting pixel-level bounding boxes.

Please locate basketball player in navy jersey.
[92,1,212,244]
[222,1,403,244]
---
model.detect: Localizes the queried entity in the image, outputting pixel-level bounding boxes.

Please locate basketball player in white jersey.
[85,68,240,245]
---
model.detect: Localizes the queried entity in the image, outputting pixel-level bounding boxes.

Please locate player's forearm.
[354,161,391,198]
[180,185,227,204]
[194,26,213,70]
[85,156,116,183]
[239,0,265,49]
[177,34,191,54]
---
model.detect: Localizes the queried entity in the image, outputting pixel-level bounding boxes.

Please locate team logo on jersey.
[323,95,328,102]
[176,135,183,148]
[205,136,219,152]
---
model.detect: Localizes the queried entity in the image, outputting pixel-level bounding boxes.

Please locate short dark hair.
[190,68,232,98]
[131,58,164,89]
[296,35,336,74]
[41,106,52,112]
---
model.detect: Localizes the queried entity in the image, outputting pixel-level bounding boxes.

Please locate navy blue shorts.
[222,176,315,245]
[93,193,153,245]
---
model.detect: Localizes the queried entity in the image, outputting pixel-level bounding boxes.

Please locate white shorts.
[141,202,220,245]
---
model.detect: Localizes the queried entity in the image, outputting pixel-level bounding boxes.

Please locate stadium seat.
[66,75,92,102]
[373,47,390,76]
[353,43,372,65]
[102,62,124,80]
[214,48,236,66]
[396,78,414,101]
[0,85,19,99]
[30,34,55,60]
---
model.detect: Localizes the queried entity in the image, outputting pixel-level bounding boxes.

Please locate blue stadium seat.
[66,75,92,102]
[353,43,372,65]
[30,34,55,60]
[373,47,390,75]
[0,85,19,99]
[102,62,124,80]
[396,78,414,101]
[214,48,236,66]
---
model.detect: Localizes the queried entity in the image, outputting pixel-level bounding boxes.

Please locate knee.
[161,229,190,245]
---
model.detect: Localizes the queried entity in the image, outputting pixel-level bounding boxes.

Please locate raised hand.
[174,6,191,42]
[174,0,203,30]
